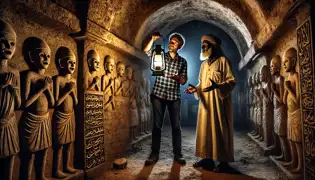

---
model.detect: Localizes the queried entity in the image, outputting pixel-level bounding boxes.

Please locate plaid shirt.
[151,52,188,101]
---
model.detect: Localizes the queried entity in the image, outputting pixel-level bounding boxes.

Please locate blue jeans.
[150,95,182,155]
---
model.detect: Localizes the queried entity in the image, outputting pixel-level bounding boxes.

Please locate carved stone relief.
[282,47,303,173]
[297,17,315,178]
[22,37,54,180]
[122,65,139,141]
[84,91,105,170]
[52,47,78,178]
[260,65,274,148]
[85,50,101,92]
[0,19,21,180]
[270,55,289,161]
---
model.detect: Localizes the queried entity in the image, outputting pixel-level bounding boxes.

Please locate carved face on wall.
[255,72,260,84]
[126,67,133,80]
[116,62,125,77]
[270,56,281,75]
[31,48,51,70]
[0,20,16,60]
[260,66,268,83]
[57,47,76,74]
[65,57,76,74]
[283,48,297,73]
[87,50,100,72]
[105,56,115,74]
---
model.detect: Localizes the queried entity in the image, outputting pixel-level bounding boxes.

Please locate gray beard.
[200,49,212,61]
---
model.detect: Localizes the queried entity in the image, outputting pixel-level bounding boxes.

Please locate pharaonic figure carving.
[101,55,115,111]
[22,37,54,180]
[145,78,151,134]
[260,65,274,148]
[251,73,259,137]
[282,48,303,173]
[52,47,78,178]
[253,71,263,141]
[122,66,139,141]
[0,19,21,180]
[84,50,101,91]
[270,55,289,161]
[137,72,147,135]
[248,75,255,135]
[114,61,125,97]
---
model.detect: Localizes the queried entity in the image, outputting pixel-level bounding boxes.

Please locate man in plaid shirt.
[143,32,188,165]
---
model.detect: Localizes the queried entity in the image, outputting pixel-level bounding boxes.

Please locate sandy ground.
[97,126,289,180]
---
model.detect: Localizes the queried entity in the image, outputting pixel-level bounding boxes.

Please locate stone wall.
[0,0,151,179]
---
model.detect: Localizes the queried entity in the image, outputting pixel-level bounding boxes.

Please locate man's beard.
[200,48,212,61]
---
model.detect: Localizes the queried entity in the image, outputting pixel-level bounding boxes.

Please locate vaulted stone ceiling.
[134,0,256,57]
[87,0,265,56]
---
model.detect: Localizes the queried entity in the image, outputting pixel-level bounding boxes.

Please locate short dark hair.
[169,32,185,49]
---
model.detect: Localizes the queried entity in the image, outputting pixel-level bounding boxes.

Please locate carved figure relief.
[101,55,115,112]
[270,55,289,161]
[52,47,77,178]
[282,48,303,173]
[114,61,125,113]
[253,72,263,141]
[137,72,147,135]
[260,65,274,148]
[85,50,101,91]
[248,75,255,135]
[0,19,21,180]
[122,65,139,141]
[22,37,54,180]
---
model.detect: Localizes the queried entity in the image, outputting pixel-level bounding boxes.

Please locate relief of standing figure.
[52,47,78,178]
[0,19,21,180]
[22,37,54,180]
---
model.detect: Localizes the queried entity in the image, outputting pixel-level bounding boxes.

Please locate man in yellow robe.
[184,34,236,173]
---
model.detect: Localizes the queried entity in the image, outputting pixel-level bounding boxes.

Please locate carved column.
[297,11,315,179]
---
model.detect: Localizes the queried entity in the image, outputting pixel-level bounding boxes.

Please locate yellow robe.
[194,56,236,162]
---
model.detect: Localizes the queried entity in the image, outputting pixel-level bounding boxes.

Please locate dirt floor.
[97,126,289,180]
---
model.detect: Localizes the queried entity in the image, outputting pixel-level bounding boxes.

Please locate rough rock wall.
[0,0,150,179]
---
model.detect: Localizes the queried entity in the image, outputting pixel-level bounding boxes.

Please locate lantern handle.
[152,33,165,52]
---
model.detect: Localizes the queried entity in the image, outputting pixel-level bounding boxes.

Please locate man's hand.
[152,32,161,41]
[167,74,186,84]
[184,84,197,94]
[203,79,218,92]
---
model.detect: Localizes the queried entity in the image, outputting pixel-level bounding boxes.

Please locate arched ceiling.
[134,0,254,57]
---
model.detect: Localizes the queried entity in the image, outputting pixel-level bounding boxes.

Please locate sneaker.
[145,153,159,166]
[174,154,186,165]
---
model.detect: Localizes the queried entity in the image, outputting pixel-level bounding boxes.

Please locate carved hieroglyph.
[0,19,21,180]
[53,47,77,178]
[22,37,54,180]
[297,17,315,178]
[84,92,105,170]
